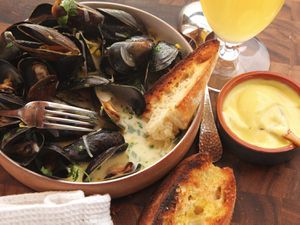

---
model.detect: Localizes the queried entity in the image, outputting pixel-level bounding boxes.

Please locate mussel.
[34,144,73,178]
[63,129,125,162]
[52,0,104,36]
[105,37,154,81]
[29,3,58,27]
[0,59,24,96]
[5,23,81,60]
[98,8,145,45]
[145,41,181,90]
[95,83,146,129]
[1,127,45,166]
[18,57,58,101]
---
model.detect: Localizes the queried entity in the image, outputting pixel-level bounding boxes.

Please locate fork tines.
[43,102,97,132]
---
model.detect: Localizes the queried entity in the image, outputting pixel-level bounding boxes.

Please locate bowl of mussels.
[0,1,201,197]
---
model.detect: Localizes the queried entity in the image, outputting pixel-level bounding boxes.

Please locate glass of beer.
[200,0,284,92]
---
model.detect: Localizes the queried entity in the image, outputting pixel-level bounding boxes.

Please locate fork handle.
[0,109,21,119]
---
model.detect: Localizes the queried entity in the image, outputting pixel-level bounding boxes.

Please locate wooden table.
[0,0,299,224]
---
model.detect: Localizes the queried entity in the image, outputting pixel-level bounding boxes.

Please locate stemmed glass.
[180,0,284,92]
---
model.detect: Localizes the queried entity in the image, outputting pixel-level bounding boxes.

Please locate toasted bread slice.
[139,154,236,225]
[143,40,219,143]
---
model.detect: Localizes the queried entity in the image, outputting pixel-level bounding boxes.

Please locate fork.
[0,101,97,132]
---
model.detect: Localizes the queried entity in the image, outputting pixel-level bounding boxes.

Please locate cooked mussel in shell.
[5,23,81,60]
[34,144,72,178]
[52,0,104,32]
[18,57,58,101]
[63,129,125,162]
[0,59,24,95]
[95,83,145,129]
[106,37,154,79]
[98,8,145,45]
[1,127,45,166]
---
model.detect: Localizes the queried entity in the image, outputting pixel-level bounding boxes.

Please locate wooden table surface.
[0,0,299,224]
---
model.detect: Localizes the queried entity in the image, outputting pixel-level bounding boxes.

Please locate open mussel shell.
[1,127,45,166]
[106,37,154,78]
[149,41,180,72]
[29,3,58,27]
[59,75,109,90]
[34,144,72,179]
[145,41,181,90]
[83,142,128,181]
[104,162,142,180]
[63,129,125,162]
[0,92,24,130]
[95,83,145,129]
[0,92,25,109]
[0,59,24,96]
[52,1,104,31]
[18,57,59,101]
[5,23,81,61]
[98,8,145,45]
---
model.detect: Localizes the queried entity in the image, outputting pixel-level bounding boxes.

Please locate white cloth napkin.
[0,190,113,225]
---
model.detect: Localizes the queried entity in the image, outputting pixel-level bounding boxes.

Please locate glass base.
[208,37,270,93]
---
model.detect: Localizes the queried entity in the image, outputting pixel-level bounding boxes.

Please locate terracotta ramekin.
[217,71,300,165]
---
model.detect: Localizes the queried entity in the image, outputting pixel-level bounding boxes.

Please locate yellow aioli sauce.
[222,79,300,149]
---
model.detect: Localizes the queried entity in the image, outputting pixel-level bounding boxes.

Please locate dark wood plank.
[0,1,299,225]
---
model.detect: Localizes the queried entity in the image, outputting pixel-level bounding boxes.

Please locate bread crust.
[138,153,236,225]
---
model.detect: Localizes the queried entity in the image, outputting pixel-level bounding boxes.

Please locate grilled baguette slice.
[139,154,236,225]
[143,40,219,143]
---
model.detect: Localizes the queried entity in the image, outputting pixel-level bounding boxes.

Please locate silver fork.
[0,101,97,132]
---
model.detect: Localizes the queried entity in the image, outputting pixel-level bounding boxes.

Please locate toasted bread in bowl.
[143,40,219,143]
[139,154,236,225]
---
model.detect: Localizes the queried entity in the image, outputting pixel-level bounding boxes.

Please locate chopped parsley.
[40,166,53,176]
[58,0,77,26]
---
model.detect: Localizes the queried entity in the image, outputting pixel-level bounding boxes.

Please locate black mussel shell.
[149,41,180,72]
[107,37,154,77]
[59,75,109,90]
[0,59,24,96]
[145,42,181,90]
[18,57,59,101]
[0,92,25,109]
[34,144,72,179]
[83,143,128,181]
[52,1,104,33]
[98,8,145,45]
[95,83,145,117]
[5,23,81,61]
[1,127,45,166]
[0,22,31,61]
[0,92,24,130]
[63,129,125,162]
[104,162,142,180]
[29,3,58,27]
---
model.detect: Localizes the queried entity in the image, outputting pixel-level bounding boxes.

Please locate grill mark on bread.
[138,154,236,225]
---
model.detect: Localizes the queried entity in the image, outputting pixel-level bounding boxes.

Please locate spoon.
[178,3,222,162]
[259,105,300,147]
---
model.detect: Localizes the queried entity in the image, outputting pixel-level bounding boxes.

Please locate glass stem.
[214,39,241,77]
